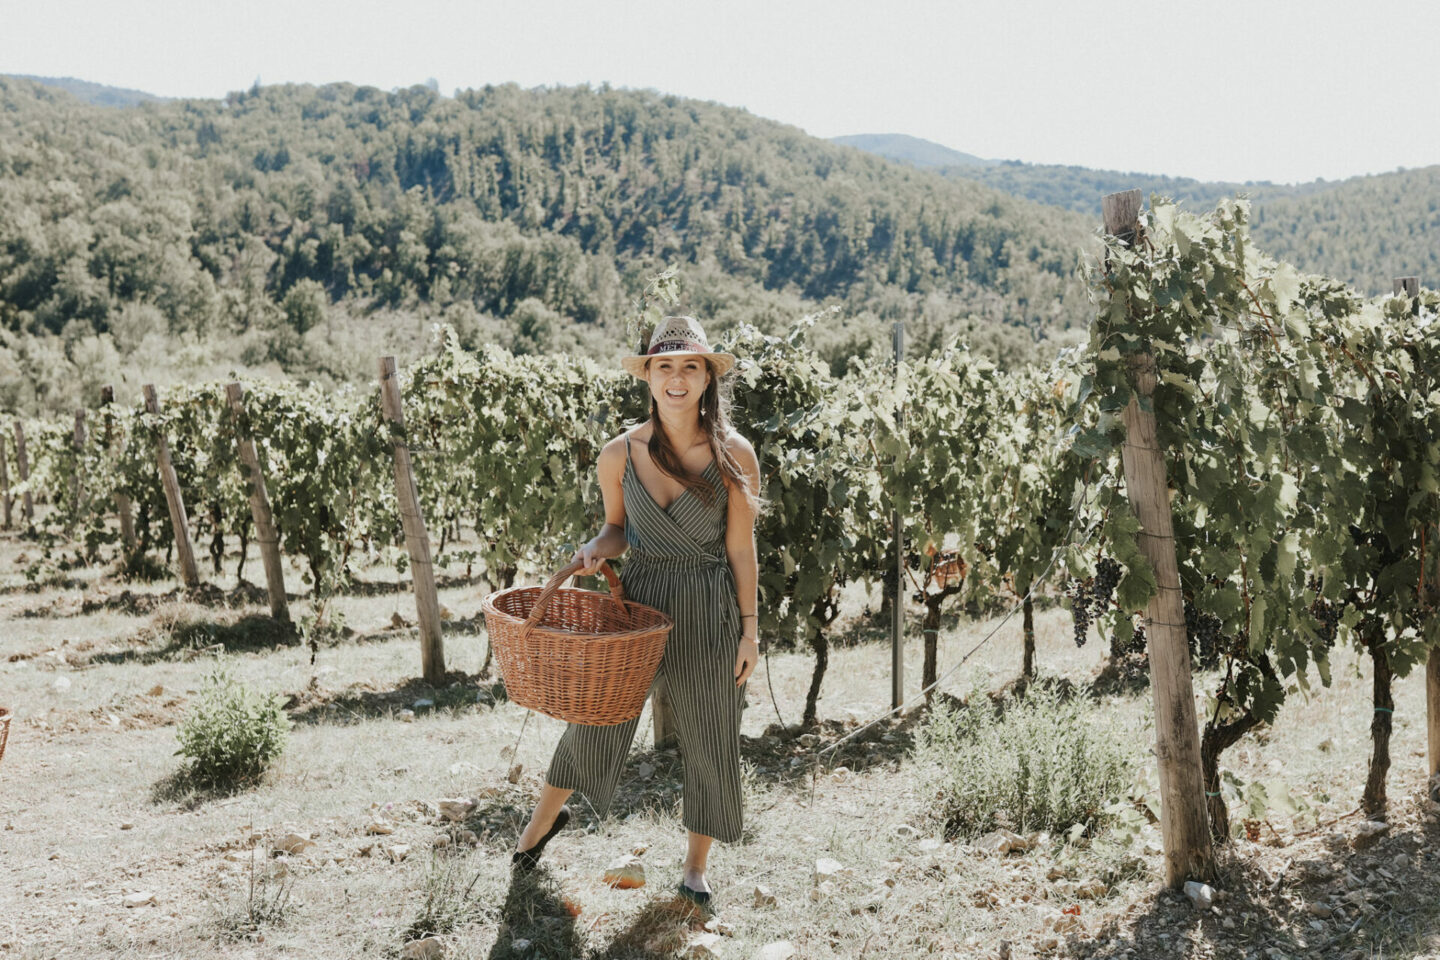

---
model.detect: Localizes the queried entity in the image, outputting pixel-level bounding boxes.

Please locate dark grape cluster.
[1067,557,1123,647]
[1126,623,1148,655]
[1184,599,1226,668]
[1307,577,1344,649]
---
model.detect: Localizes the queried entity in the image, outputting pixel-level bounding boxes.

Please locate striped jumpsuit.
[545,439,747,843]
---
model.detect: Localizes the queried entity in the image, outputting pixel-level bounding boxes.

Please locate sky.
[2,0,1436,185]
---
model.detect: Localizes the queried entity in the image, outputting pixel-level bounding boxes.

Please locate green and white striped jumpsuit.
[545,437,747,843]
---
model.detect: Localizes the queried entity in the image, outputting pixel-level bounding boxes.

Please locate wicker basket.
[0,707,11,773]
[483,558,672,725]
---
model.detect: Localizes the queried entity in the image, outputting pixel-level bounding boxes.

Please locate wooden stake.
[378,357,446,685]
[100,387,136,551]
[142,385,200,588]
[1105,189,1216,886]
[892,320,906,710]
[225,383,289,621]
[0,425,10,530]
[1394,276,1420,306]
[13,421,33,525]
[70,409,86,531]
[652,673,677,750]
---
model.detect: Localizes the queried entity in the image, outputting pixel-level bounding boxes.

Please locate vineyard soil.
[3,529,1440,959]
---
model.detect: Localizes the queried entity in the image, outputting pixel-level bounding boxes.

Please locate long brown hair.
[645,358,759,512]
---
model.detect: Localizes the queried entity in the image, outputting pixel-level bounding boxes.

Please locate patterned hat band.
[648,339,710,356]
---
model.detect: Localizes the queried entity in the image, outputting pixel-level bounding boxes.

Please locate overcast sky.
[3,0,1435,184]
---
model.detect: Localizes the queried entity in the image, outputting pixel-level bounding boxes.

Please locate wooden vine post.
[1393,276,1440,796]
[100,387,137,551]
[651,673,678,750]
[378,357,446,685]
[13,421,33,525]
[892,320,906,710]
[0,425,10,529]
[70,409,86,531]
[142,385,201,588]
[1104,189,1216,885]
[225,383,289,622]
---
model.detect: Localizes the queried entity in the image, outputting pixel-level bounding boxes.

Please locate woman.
[512,315,762,911]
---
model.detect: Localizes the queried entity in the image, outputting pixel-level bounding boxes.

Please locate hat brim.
[623,351,736,378]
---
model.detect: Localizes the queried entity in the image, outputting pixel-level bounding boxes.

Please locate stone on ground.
[685,932,724,958]
[603,854,646,889]
[436,798,475,822]
[753,884,777,907]
[273,832,313,855]
[813,857,851,883]
[122,891,155,908]
[752,942,796,960]
[1184,880,1215,910]
[401,938,444,959]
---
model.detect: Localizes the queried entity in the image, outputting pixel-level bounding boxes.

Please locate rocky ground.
[3,528,1440,959]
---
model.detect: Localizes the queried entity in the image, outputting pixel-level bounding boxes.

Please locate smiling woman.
[511,315,763,912]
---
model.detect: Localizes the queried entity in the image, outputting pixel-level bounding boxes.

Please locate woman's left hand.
[735,636,760,686]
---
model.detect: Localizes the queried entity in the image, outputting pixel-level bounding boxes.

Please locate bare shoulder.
[597,432,634,475]
[721,430,759,472]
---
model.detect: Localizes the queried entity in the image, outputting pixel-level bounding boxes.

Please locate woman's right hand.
[573,540,603,576]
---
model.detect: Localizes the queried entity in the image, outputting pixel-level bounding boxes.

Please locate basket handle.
[521,557,629,634]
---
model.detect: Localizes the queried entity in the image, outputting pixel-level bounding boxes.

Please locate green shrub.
[176,667,290,785]
[915,684,1136,838]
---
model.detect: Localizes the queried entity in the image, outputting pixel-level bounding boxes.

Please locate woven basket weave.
[0,707,11,773]
[482,558,672,725]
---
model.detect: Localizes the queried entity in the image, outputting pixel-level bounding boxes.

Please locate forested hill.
[833,134,1439,293]
[954,161,1440,293]
[8,74,166,108]
[0,77,1097,414]
[830,134,994,170]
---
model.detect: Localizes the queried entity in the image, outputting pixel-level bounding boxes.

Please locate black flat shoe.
[511,806,571,872]
[675,882,714,915]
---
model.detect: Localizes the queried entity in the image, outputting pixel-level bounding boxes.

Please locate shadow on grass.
[82,614,299,667]
[149,765,261,811]
[485,868,583,960]
[588,896,712,959]
[286,671,500,726]
[1082,798,1440,960]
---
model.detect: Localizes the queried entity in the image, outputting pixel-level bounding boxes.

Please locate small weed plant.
[915,682,1136,838]
[176,666,289,785]
[404,853,483,942]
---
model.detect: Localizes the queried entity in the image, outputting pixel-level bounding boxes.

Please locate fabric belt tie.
[627,550,728,572]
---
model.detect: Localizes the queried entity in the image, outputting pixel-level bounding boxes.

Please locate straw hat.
[622,316,736,378]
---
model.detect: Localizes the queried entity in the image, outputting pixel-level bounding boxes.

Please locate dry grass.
[4,522,1440,960]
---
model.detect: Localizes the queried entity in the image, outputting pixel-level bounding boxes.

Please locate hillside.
[830,133,993,169]
[837,134,1440,293]
[1249,166,1440,288]
[6,74,166,108]
[0,78,1098,414]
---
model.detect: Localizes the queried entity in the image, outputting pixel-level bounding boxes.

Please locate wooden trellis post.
[0,426,10,529]
[70,410,86,531]
[100,387,136,551]
[142,385,200,588]
[892,321,906,710]
[225,383,289,622]
[1104,189,1216,886]
[13,421,33,525]
[378,357,446,685]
